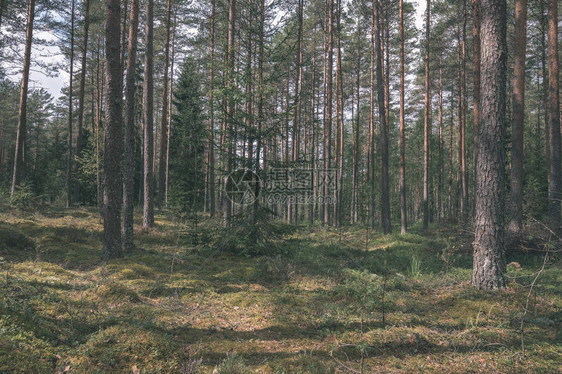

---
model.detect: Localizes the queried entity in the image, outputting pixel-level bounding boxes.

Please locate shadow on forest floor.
[0,205,560,373]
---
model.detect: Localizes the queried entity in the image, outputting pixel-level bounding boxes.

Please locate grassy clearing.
[0,205,560,373]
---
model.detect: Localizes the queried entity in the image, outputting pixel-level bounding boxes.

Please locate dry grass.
[0,205,560,373]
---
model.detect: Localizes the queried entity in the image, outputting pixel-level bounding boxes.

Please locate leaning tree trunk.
[472,0,507,291]
[143,0,155,229]
[11,0,36,196]
[103,0,124,259]
[508,0,527,238]
[122,0,139,249]
[547,0,560,232]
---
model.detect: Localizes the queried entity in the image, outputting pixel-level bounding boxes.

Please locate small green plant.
[214,353,249,374]
[465,309,482,330]
[0,227,35,252]
[408,252,422,278]
[9,182,36,209]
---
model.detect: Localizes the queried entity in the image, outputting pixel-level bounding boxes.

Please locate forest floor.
[0,203,560,373]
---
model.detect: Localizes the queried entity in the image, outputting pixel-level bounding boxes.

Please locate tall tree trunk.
[122,0,139,249]
[66,0,76,208]
[208,0,216,217]
[334,0,343,227]
[368,1,375,229]
[165,15,175,206]
[352,13,361,225]
[423,0,431,230]
[143,0,155,229]
[0,119,4,184]
[290,0,303,224]
[103,0,124,259]
[508,0,527,237]
[456,31,462,217]
[11,0,36,196]
[223,0,236,227]
[310,36,317,226]
[438,56,443,222]
[473,0,507,291]
[374,0,390,234]
[158,0,172,207]
[547,0,560,232]
[74,0,91,204]
[95,37,104,216]
[540,0,549,190]
[472,0,480,218]
[399,0,407,233]
[253,0,265,224]
[383,5,390,133]
[323,0,333,226]
[449,91,454,218]
[460,0,468,223]
[120,0,127,78]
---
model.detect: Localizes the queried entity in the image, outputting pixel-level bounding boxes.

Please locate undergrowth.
[0,205,560,373]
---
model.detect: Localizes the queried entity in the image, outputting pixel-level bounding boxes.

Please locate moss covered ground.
[0,204,560,373]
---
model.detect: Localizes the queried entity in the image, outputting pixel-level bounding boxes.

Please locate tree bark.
[508,0,527,237]
[143,0,155,229]
[334,0,343,227]
[399,0,407,233]
[472,0,507,291]
[0,0,4,30]
[323,0,333,226]
[223,0,236,227]
[438,56,443,222]
[423,0,430,230]
[472,0,480,218]
[208,0,216,217]
[165,15,175,206]
[547,0,561,232]
[368,0,375,229]
[103,0,124,259]
[122,0,139,249]
[74,0,91,204]
[11,0,36,196]
[460,0,468,223]
[374,0,390,234]
[158,0,172,207]
[95,37,104,217]
[66,0,76,208]
[351,13,361,225]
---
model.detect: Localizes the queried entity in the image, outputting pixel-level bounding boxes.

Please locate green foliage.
[0,226,35,252]
[209,210,297,256]
[0,207,560,373]
[336,269,382,317]
[214,353,249,374]
[9,182,36,209]
[75,130,99,205]
[169,59,206,213]
[408,251,422,278]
